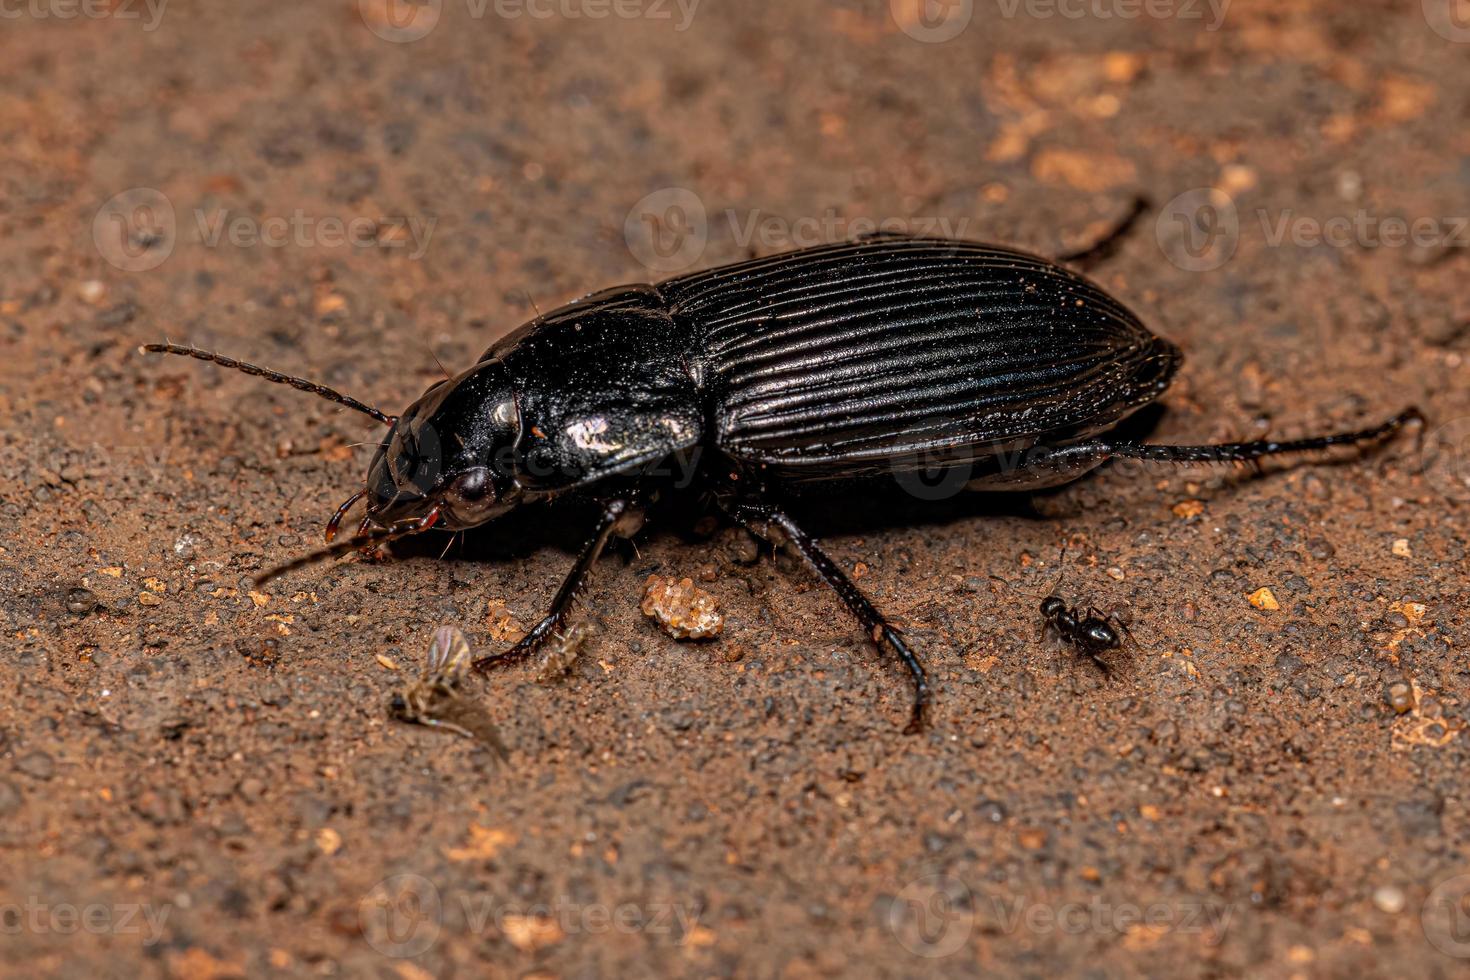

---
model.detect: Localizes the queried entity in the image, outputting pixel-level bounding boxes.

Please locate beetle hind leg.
[1030,407,1422,474]
[725,500,931,734]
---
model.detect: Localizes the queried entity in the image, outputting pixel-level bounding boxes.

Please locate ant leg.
[1028,408,1422,473]
[725,499,931,734]
[472,498,639,672]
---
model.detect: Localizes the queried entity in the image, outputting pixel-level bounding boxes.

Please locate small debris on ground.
[641,575,725,640]
[538,622,594,681]
[1248,587,1280,611]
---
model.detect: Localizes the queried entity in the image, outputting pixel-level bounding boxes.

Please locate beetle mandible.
[144,233,1420,731]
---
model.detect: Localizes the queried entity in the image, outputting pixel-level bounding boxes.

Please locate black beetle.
[144,233,1420,731]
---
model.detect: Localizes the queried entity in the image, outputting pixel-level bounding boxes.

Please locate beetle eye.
[449,467,490,502]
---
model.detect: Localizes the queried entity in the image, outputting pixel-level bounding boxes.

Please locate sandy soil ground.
[2,2,1468,976]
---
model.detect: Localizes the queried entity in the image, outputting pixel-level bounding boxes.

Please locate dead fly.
[389,626,508,759]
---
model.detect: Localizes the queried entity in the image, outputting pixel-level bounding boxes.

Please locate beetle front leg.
[472,498,642,672]
[725,500,931,734]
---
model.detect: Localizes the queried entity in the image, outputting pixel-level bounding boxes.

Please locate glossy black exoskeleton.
[144,232,1421,732]
[1039,595,1128,679]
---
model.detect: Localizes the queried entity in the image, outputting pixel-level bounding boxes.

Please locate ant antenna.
[141,343,395,426]
[1044,542,1070,597]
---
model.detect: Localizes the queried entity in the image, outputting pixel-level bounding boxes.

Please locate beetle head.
[363,359,524,531]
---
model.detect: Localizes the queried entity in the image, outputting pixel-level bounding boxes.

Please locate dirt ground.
[3,2,1469,977]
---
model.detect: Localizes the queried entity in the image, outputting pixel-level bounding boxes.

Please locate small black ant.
[1037,547,1137,678]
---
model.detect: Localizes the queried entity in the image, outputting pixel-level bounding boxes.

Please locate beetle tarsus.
[726,500,931,734]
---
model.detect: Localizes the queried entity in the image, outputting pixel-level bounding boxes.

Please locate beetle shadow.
[390,499,613,567]
[773,404,1173,539]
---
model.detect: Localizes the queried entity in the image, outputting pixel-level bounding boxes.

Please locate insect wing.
[425,625,473,681]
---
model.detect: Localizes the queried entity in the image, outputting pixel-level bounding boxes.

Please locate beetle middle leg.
[472,498,642,672]
[724,499,931,734]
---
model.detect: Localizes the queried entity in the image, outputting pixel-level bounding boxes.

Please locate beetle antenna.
[255,506,442,585]
[141,342,395,426]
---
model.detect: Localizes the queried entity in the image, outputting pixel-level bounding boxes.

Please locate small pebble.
[66,587,96,615]
[1248,587,1280,611]
[726,530,761,565]
[1372,885,1406,914]
[1391,538,1412,558]
[0,779,22,815]
[1385,681,1415,715]
[16,751,55,781]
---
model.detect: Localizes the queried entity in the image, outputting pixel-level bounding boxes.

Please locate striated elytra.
[144,234,1420,731]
